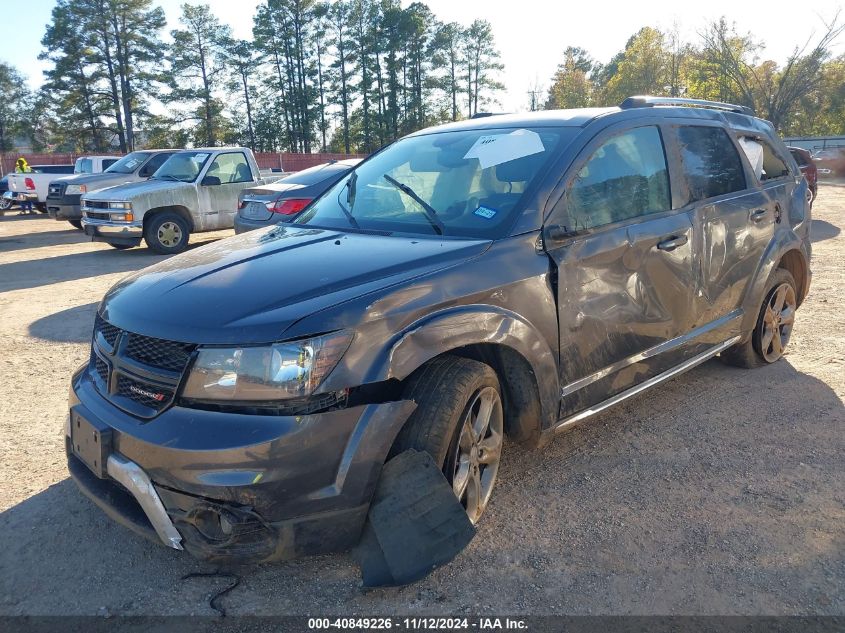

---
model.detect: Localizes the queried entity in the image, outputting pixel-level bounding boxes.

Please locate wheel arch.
[740,236,810,337]
[369,306,559,445]
[143,205,195,232]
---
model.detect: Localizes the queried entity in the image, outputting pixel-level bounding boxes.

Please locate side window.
[567,126,671,230]
[206,153,252,184]
[760,142,790,181]
[677,126,747,203]
[139,153,172,177]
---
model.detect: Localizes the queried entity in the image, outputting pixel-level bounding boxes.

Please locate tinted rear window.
[284,164,349,186]
[789,149,808,166]
[33,165,75,174]
[677,126,747,203]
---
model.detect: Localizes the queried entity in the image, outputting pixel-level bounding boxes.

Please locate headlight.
[65,184,87,195]
[182,331,353,402]
[109,212,134,222]
[109,201,132,210]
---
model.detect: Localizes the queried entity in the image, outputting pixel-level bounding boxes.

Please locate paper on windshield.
[124,159,140,169]
[463,129,545,169]
[194,153,210,162]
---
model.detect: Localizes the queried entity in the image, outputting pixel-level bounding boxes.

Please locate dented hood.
[101,225,490,344]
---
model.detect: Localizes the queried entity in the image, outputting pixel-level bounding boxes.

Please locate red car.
[811,147,845,178]
[788,146,818,202]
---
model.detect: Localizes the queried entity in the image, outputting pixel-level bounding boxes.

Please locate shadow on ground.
[29,302,99,343]
[811,219,840,243]
[1,359,842,615]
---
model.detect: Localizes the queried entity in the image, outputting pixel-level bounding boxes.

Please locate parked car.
[812,147,845,177]
[235,159,361,234]
[0,175,14,212]
[67,96,811,565]
[788,146,818,203]
[80,148,280,253]
[48,150,177,229]
[5,162,93,211]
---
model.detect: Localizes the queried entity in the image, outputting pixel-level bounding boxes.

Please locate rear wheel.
[108,243,133,250]
[721,269,797,368]
[68,219,82,229]
[394,356,504,524]
[0,197,12,211]
[144,212,190,254]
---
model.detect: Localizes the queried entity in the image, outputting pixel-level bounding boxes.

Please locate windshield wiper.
[336,174,360,229]
[155,174,184,182]
[381,173,445,235]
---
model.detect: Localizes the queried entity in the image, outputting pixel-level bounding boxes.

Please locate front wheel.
[68,219,82,229]
[721,269,798,368]
[144,212,190,254]
[394,356,504,524]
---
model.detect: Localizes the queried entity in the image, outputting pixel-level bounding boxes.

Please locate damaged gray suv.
[67,96,812,564]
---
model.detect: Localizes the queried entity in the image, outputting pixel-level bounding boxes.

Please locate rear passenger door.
[669,124,774,330]
[545,123,700,419]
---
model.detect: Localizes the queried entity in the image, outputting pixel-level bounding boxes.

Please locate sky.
[1,0,844,113]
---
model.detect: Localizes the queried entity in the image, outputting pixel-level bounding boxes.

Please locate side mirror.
[201,175,221,186]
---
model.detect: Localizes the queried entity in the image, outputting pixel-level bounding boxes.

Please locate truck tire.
[68,220,82,230]
[108,243,133,250]
[720,269,798,368]
[144,212,190,254]
[393,356,504,525]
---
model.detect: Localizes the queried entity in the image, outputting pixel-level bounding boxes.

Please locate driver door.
[544,124,700,419]
[197,152,255,230]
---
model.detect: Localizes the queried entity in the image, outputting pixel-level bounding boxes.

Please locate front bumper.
[81,216,143,245]
[4,190,36,202]
[47,194,82,220]
[67,368,416,563]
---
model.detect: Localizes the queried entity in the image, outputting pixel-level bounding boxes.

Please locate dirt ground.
[0,190,842,617]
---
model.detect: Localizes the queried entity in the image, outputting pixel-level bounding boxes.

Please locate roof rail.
[619,95,754,116]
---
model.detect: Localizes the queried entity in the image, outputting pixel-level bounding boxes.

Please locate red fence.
[1,151,364,176]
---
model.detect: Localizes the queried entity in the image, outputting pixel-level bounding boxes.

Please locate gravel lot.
[0,189,842,617]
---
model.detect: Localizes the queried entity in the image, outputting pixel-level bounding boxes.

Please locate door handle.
[750,209,768,223]
[656,235,688,251]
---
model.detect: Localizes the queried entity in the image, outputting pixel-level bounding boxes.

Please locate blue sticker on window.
[474,206,498,219]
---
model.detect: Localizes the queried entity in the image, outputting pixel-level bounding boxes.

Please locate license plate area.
[242,201,272,220]
[71,412,112,478]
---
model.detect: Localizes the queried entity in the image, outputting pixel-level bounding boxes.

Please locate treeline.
[541,19,845,136]
[0,0,504,154]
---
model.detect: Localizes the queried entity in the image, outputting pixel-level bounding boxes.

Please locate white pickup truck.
[81,148,282,253]
[4,155,118,210]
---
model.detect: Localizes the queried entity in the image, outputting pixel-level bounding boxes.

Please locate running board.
[553,336,740,434]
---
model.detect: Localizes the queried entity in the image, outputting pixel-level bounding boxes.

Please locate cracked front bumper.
[66,369,416,563]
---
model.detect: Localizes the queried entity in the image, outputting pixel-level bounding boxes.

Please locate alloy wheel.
[451,386,503,524]
[759,282,796,363]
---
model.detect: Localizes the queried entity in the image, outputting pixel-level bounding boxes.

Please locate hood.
[101,225,490,344]
[82,178,192,202]
[56,172,142,189]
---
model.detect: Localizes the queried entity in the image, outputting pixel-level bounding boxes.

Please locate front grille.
[85,200,110,210]
[116,375,174,410]
[48,183,65,196]
[94,315,120,348]
[125,333,194,373]
[94,355,109,382]
[89,315,195,418]
[85,211,111,221]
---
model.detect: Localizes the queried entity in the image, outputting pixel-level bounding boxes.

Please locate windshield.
[294,127,568,238]
[105,152,151,174]
[152,151,212,182]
